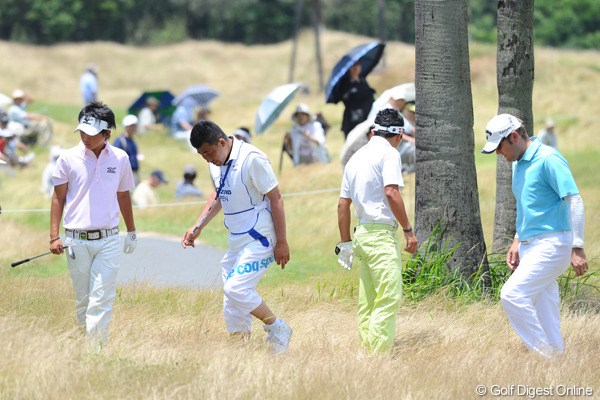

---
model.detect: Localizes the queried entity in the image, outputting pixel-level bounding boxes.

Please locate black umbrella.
[325,41,386,104]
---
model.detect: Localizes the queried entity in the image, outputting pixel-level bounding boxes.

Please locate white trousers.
[220,240,274,333]
[500,232,572,356]
[64,235,121,344]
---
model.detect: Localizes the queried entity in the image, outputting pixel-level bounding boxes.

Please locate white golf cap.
[122,114,138,127]
[11,89,26,99]
[481,113,522,154]
[75,115,109,136]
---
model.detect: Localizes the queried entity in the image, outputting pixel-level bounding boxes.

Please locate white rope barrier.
[0,187,340,214]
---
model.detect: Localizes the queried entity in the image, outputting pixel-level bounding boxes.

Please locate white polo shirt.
[52,141,135,230]
[340,135,404,225]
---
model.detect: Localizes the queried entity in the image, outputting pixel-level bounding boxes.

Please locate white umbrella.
[255,82,304,135]
[340,82,415,166]
[172,85,219,108]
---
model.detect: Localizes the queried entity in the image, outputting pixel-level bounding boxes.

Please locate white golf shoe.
[263,319,292,354]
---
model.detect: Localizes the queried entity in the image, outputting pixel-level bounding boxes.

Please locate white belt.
[65,227,119,241]
[359,219,399,230]
[519,230,569,245]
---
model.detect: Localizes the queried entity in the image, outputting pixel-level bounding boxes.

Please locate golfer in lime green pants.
[354,224,403,352]
[337,109,418,354]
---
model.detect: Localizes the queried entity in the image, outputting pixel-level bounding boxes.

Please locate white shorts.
[220,240,275,333]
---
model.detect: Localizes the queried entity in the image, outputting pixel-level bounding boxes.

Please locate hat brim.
[481,140,500,154]
[75,123,103,136]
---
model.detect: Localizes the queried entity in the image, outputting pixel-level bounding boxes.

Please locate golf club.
[11,245,71,268]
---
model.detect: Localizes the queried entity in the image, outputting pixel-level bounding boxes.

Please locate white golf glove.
[124,231,137,254]
[335,241,354,270]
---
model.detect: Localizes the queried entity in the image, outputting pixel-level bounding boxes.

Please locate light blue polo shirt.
[513,137,579,241]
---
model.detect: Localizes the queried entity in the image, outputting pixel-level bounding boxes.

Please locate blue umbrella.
[255,82,305,135]
[324,41,386,104]
[172,85,219,108]
[128,90,175,121]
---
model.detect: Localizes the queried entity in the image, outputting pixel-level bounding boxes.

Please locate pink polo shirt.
[52,141,134,230]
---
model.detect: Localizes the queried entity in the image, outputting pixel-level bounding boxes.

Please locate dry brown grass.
[1,280,598,399]
[1,31,600,399]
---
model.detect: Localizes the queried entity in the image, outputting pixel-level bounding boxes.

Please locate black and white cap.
[75,115,109,136]
[481,114,522,154]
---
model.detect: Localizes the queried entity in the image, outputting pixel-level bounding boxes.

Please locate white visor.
[75,115,109,136]
[372,123,404,135]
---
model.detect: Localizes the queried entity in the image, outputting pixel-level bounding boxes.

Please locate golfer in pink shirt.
[49,101,137,347]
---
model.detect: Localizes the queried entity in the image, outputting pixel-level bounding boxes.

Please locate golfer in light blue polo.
[337,108,418,353]
[482,113,588,358]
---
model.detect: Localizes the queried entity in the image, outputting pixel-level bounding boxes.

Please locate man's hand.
[506,238,520,271]
[274,240,290,269]
[181,226,200,248]
[50,238,64,255]
[335,241,353,270]
[123,231,137,254]
[571,248,588,277]
[403,231,418,254]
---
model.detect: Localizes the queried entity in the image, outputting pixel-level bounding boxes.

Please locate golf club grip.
[11,258,31,268]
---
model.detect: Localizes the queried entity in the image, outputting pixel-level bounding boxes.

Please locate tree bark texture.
[414,0,489,276]
[492,0,535,253]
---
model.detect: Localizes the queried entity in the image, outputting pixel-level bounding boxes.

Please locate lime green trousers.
[353,223,403,353]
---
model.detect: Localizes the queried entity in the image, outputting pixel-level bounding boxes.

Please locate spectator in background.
[0,109,34,168]
[196,107,211,122]
[339,62,375,140]
[233,126,252,143]
[80,64,98,105]
[0,111,14,166]
[341,82,416,174]
[387,84,417,174]
[175,165,203,199]
[7,89,52,146]
[41,145,62,198]
[113,115,141,185]
[537,118,558,149]
[138,96,163,134]
[170,97,196,139]
[132,169,168,208]
[286,103,329,166]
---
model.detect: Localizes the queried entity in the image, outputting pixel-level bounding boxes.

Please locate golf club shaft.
[11,245,70,268]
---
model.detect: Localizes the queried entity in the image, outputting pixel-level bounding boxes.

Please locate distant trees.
[0,0,597,48]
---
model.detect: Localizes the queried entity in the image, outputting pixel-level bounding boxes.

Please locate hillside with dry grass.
[0,31,599,399]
